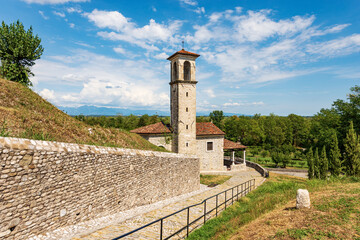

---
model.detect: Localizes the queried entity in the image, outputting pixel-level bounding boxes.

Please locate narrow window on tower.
[186,92,189,97]
[186,107,189,112]
[186,142,189,147]
[186,125,189,129]
[207,142,213,151]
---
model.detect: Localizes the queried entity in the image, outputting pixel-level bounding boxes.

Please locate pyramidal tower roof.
[167,49,200,60]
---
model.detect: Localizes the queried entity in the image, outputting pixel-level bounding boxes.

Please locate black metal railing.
[112,178,256,240]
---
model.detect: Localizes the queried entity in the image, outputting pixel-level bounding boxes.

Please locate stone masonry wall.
[0,137,199,239]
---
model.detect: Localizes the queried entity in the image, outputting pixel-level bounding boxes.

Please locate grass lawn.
[200,174,232,187]
[188,173,360,240]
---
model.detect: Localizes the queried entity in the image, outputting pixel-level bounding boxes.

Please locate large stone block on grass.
[296,189,310,209]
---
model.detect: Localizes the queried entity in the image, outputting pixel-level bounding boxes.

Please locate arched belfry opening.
[172,62,178,81]
[184,61,191,81]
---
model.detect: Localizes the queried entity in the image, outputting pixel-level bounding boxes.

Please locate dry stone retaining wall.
[0,137,199,239]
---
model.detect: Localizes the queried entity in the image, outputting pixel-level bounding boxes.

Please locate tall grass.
[187,175,359,240]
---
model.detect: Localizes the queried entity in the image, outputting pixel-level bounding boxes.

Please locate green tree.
[344,121,360,175]
[306,148,314,179]
[271,151,282,168]
[0,20,44,86]
[314,148,320,179]
[319,146,328,179]
[209,110,224,129]
[281,154,291,168]
[328,131,342,176]
[138,114,150,127]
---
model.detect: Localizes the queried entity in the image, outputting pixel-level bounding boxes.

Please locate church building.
[131,49,246,172]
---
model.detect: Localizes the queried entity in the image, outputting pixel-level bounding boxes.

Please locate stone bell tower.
[167,49,200,155]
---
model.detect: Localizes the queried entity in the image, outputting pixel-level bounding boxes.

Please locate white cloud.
[194,7,205,14]
[306,34,360,57]
[40,89,55,100]
[74,41,94,48]
[180,0,197,6]
[69,23,75,28]
[53,11,65,17]
[66,7,82,14]
[87,9,183,50]
[113,46,126,54]
[151,6,157,12]
[223,101,264,107]
[32,50,170,109]
[183,8,359,84]
[234,11,315,42]
[204,89,216,98]
[86,9,131,32]
[153,52,168,60]
[38,10,49,20]
[23,0,88,4]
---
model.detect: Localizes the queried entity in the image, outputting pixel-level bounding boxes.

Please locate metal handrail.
[112,178,255,240]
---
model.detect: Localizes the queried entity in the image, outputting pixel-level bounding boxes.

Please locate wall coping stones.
[0,137,197,159]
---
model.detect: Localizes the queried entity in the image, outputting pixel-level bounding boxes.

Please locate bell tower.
[167,49,200,155]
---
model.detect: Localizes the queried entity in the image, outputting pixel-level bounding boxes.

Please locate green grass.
[247,156,308,169]
[0,78,165,151]
[200,175,231,187]
[187,175,360,240]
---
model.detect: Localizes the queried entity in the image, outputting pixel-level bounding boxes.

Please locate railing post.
[241,183,243,197]
[237,185,239,201]
[187,207,190,237]
[232,188,234,205]
[225,191,227,210]
[204,200,207,224]
[216,195,218,217]
[160,219,163,240]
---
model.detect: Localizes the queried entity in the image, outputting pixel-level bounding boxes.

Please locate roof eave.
[167,52,200,61]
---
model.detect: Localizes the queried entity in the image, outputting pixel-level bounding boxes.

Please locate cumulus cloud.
[40,89,55,100]
[86,9,183,50]
[32,50,170,109]
[23,0,88,4]
[183,7,357,84]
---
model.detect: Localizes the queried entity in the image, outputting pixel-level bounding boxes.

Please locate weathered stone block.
[296,189,310,209]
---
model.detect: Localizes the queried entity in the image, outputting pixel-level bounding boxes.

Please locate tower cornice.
[167,49,200,61]
[169,80,198,85]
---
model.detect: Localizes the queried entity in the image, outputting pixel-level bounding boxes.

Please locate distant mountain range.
[58,105,249,117]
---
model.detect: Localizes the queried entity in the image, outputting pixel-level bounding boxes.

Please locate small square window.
[207,142,213,151]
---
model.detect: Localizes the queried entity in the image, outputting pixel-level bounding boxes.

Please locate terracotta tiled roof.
[196,122,225,136]
[130,122,171,134]
[167,49,200,60]
[223,139,247,150]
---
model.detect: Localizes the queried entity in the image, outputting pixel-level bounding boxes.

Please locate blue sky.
[1,0,360,116]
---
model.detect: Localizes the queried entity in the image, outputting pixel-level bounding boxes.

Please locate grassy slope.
[0,78,164,151]
[200,174,232,187]
[187,174,360,240]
